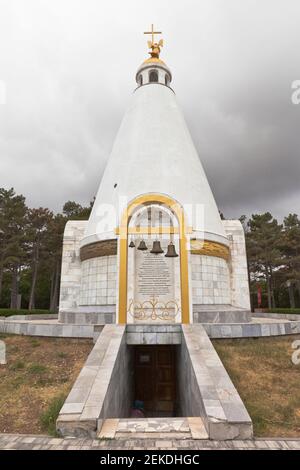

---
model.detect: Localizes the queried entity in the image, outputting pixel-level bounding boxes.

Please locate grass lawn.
[0,334,93,435]
[213,335,300,438]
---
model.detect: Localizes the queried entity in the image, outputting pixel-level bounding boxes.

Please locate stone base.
[193,304,251,323]
[58,305,116,325]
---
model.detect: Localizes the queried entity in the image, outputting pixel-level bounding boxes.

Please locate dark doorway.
[134,346,177,417]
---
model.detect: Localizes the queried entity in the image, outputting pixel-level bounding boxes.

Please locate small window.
[139,75,143,86]
[149,70,158,83]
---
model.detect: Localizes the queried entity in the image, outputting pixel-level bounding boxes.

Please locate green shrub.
[0,309,51,317]
[40,394,66,436]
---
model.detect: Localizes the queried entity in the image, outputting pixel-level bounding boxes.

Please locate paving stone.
[188,418,209,440]
[265,440,281,449]
[254,440,269,449]
[98,419,119,439]
[287,440,300,450]
[155,440,173,448]
[1,434,300,450]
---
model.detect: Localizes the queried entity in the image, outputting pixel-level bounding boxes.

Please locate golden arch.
[117,193,190,324]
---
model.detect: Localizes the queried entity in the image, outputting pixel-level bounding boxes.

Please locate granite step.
[98,417,208,440]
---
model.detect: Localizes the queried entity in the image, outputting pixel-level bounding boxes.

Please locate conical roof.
[81,59,227,248]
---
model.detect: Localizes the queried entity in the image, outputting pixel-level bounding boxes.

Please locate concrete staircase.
[56,323,253,440]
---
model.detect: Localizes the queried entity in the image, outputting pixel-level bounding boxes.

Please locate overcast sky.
[0,0,299,221]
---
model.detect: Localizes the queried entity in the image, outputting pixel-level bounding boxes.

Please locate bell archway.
[117,194,190,324]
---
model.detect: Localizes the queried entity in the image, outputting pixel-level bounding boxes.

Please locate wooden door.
[134,346,176,416]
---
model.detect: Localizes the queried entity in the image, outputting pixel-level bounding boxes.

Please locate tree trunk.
[50,261,60,312]
[296,281,300,300]
[271,289,276,309]
[0,250,5,302]
[270,266,276,309]
[265,267,272,309]
[49,269,55,309]
[10,264,19,309]
[0,261,4,303]
[288,284,296,308]
[28,244,39,310]
[246,254,253,312]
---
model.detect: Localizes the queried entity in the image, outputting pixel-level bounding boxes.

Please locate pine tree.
[280,214,300,307]
[246,213,282,309]
[27,208,53,310]
[0,188,28,308]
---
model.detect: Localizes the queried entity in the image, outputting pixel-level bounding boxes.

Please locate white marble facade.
[191,255,231,305]
[79,256,117,306]
[58,218,250,320]
[223,220,251,310]
[59,220,87,312]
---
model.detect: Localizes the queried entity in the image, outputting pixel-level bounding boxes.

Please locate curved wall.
[79,255,117,306]
[191,255,230,305]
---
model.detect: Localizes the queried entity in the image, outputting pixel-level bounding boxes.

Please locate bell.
[129,240,135,248]
[165,241,178,258]
[150,240,164,254]
[137,239,148,251]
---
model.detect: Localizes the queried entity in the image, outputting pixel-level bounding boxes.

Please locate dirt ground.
[213,335,300,437]
[0,333,93,434]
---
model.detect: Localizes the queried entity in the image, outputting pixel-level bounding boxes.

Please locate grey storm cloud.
[0,0,299,221]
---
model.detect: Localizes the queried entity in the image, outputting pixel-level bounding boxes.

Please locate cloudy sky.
[0,0,299,220]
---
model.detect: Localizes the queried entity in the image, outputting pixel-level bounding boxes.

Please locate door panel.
[134,346,176,416]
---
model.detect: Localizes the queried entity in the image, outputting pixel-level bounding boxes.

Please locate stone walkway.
[0,434,300,450]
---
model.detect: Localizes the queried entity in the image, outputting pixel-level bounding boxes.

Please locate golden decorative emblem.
[128,297,180,321]
[144,23,163,59]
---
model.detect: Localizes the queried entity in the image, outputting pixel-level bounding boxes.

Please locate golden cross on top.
[144,23,162,45]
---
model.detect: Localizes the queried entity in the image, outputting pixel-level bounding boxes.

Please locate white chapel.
[58,26,251,326]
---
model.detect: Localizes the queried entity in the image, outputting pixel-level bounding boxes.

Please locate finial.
[144,24,163,59]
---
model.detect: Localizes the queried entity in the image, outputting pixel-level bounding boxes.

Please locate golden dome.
[143,57,166,65]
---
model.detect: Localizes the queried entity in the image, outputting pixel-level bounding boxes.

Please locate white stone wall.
[222,220,251,310]
[79,255,117,306]
[59,220,88,311]
[191,255,230,305]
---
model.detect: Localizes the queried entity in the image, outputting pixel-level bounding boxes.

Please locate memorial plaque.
[135,245,175,306]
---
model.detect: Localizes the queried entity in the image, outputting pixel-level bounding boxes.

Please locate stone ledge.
[253,312,300,321]
[204,321,300,338]
[59,310,115,325]
[6,314,58,321]
[182,324,253,440]
[0,319,94,338]
[193,307,251,324]
[56,324,126,438]
[126,324,182,345]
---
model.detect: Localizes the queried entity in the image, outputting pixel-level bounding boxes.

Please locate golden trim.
[128,297,180,322]
[143,58,165,65]
[80,239,117,261]
[118,194,190,325]
[190,240,230,261]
